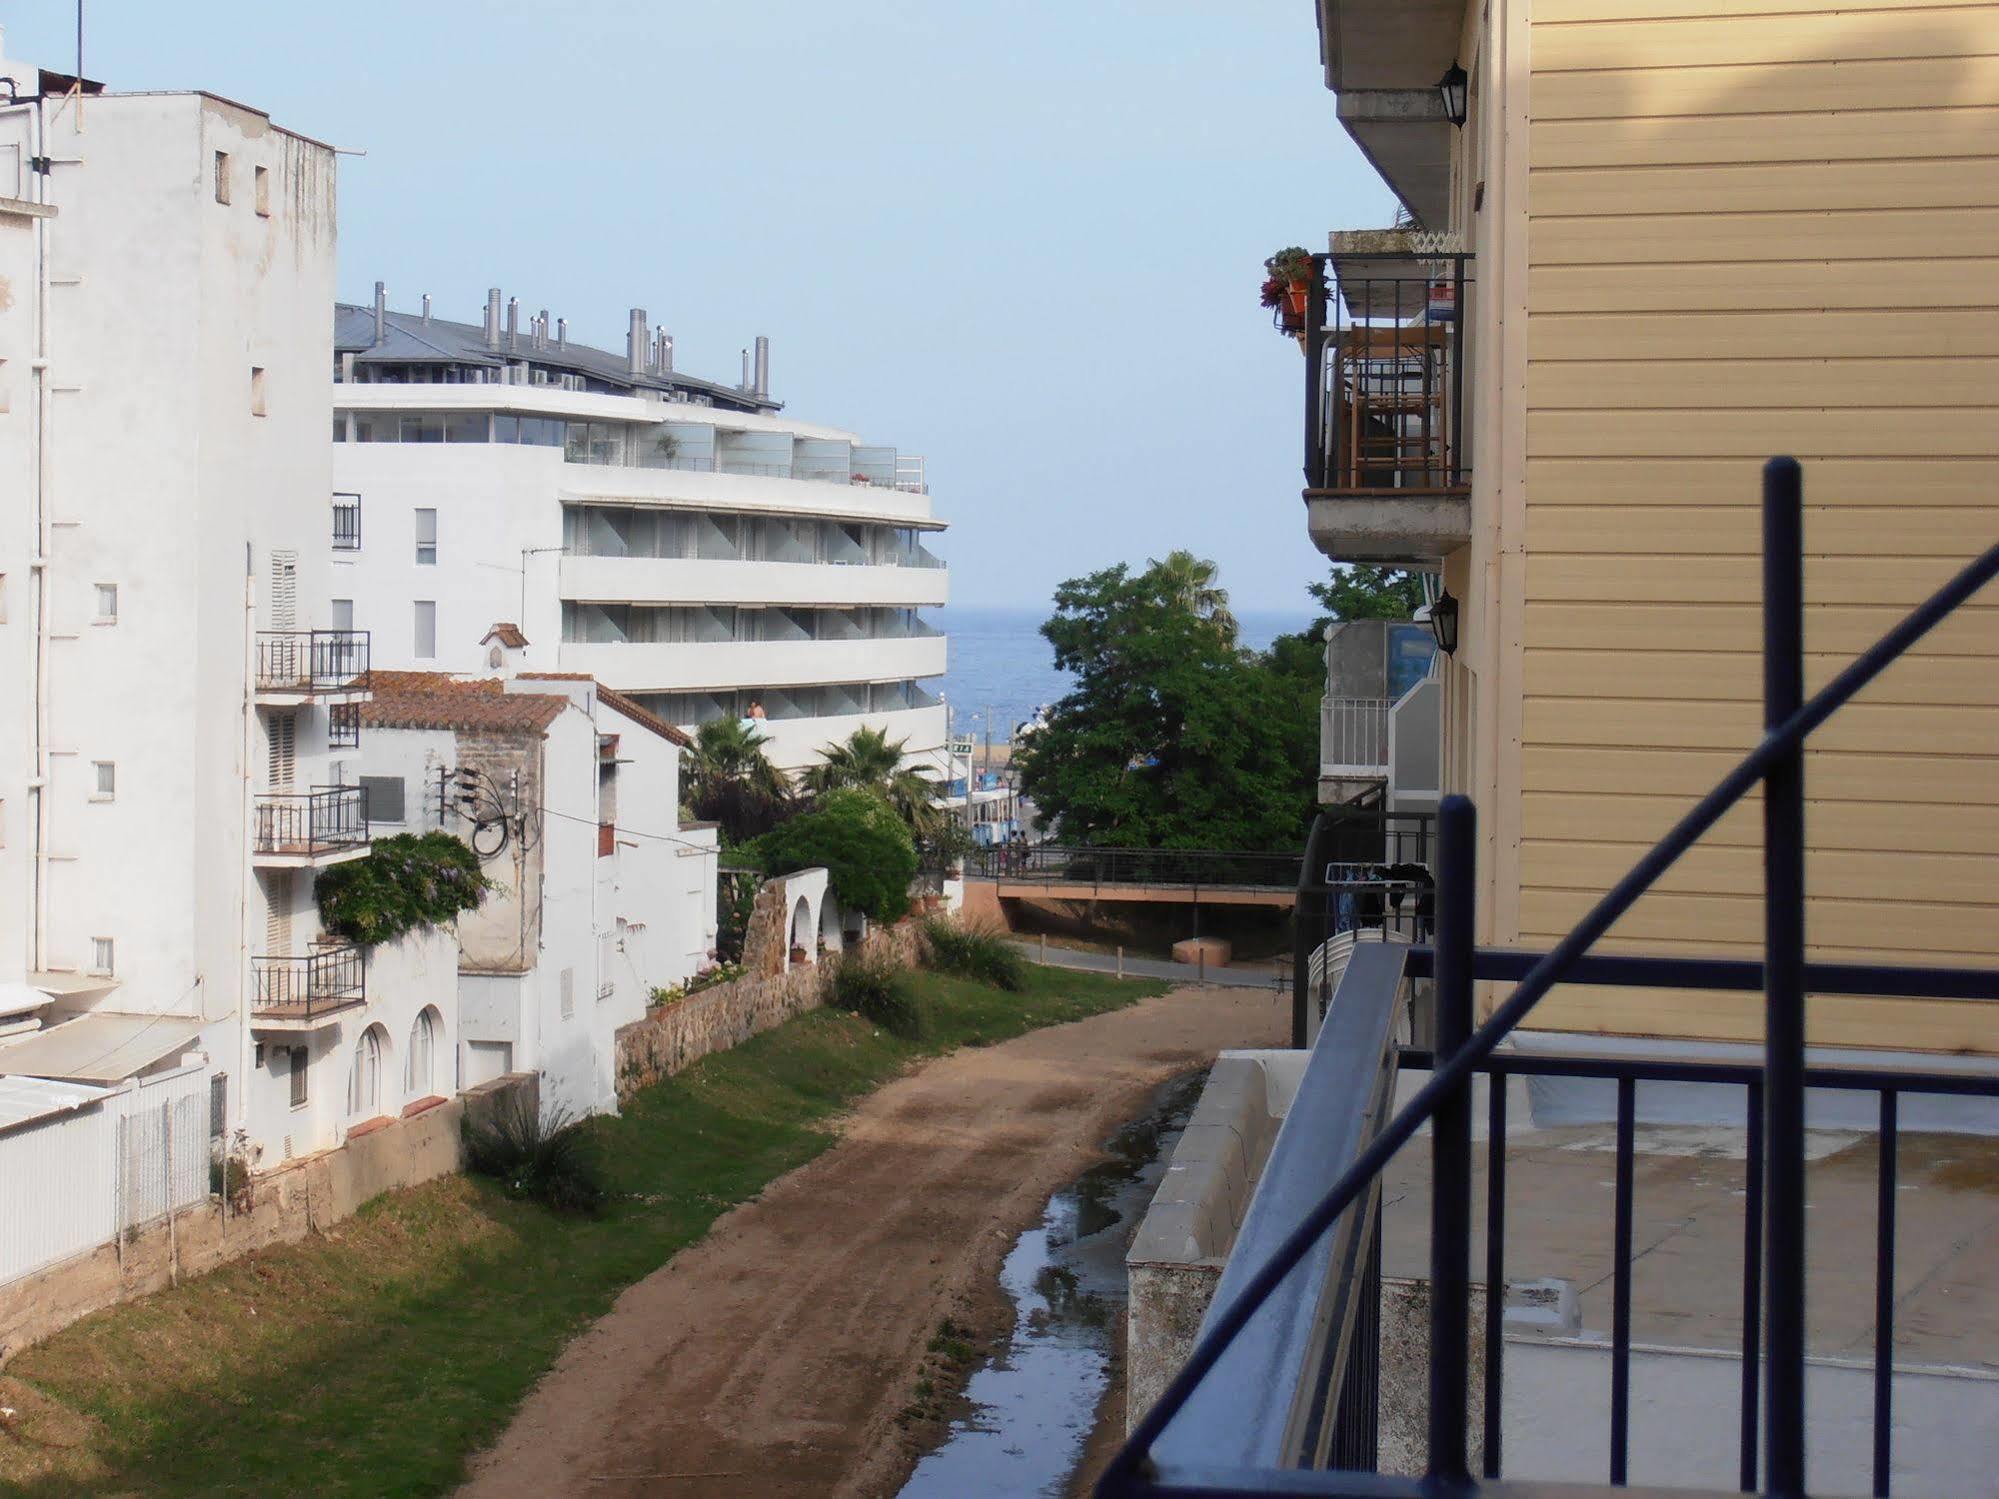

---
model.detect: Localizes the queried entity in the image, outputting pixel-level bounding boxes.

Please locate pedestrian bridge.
[965,845,1303,908]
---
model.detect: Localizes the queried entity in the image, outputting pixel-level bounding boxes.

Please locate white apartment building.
[329,292,951,776]
[0,39,426,1172]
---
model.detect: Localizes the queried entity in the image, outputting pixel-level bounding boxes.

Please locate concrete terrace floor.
[1377,1090,1999,1372]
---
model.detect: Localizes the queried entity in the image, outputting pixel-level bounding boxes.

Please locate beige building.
[1306,0,1999,1051]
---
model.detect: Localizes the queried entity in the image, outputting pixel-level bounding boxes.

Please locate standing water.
[896,1071,1208,1498]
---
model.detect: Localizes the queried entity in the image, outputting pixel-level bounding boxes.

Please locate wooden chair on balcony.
[1326,324,1458,492]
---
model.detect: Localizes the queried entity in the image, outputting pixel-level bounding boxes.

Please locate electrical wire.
[536,803,718,855]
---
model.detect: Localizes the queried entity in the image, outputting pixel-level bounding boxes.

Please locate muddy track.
[458,983,1286,1498]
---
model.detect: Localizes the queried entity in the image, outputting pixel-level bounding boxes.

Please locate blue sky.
[10,1,1394,609]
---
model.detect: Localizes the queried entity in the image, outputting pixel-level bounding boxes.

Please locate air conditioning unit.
[560,373,584,392]
[531,368,550,386]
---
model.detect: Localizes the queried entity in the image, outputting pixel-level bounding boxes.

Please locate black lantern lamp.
[1437,62,1469,128]
[1429,588,1460,655]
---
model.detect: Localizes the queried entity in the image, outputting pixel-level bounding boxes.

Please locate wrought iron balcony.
[253,786,369,863]
[251,946,365,1020]
[254,630,371,697]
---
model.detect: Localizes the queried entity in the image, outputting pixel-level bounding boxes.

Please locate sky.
[8,1,1395,609]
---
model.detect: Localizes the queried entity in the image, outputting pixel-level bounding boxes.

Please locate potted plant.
[1261,246,1315,333]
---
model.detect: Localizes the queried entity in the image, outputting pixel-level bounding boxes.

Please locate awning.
[26,970,122,997]
[0,1013,205,1086]
[0,982,56,1018]
[0,1074,116,1134]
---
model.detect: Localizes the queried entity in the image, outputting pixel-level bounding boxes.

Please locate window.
[331,599,353,632]
[406,1009,437,1097]
[250,366,268,417]
[413,600,436,659]
[254,164,270,216]
[213,150,231,204]
[357,774,405,824]
[287,1045,309,1109]
[89,937,114,975]
[209,1073,228,1142]
[332,492,361,550]
[94,583,117,623]
[91,760,115,800]
[349,1024,386,1118]
[415,508,437,566]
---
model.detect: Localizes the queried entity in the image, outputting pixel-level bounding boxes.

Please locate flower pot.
[1285,280,1310,319]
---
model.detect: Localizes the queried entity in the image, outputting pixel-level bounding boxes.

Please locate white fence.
[0,1062,211,1288]
[1320,696,1391,775]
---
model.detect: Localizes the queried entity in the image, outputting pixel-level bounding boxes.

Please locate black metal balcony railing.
[251,946,365,1018]
[966,844,1302,891]
[1304,253,1472,495]
[1102,460,1999,1499]
[254,786,369,858]
[255,630,371,694]
[328,701,362,750]
[332,492,361,550]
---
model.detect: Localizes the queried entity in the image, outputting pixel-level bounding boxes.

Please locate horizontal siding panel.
[1526,553,1992,605]
[1525,456,1999,506]
[1522,743,1999,804]
[1529,310,1999,363]
[1527,408,1999,459]
[1533,158,1999,216]
[1525,504,1999,556]
[1533,108,1999,169]
[1521,646,1999,706]
[1533,11,1999,72]
[1536,0,1998,23]
[1523,601,1999,656]
[1531,207,1999,265]
[1517,791,1999,857]
[1534,56,1999,121]
[1530,356,1999,411]
[1521,837,1994,902]
[1522,694,1999,755]
[1516,987,1999,1055]
[1528,258,1999,313]
[1518,885,1999,956]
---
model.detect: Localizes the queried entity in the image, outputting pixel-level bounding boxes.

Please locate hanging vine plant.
[315,832,491,946]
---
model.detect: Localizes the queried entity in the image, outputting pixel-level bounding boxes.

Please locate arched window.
[406,1008,439,1099]
[349,1023,388,1118]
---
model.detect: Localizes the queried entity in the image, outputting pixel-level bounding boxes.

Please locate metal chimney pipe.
[658,330,674,373]
[485,287,502,348]
[535,309,549,350]
[420,293,432,325]
[372,281,386,345]
[627,308,647,375]
[506,296,519,350]
[753,335,770,397]
[556,317,567,348]
[740,348,751,389]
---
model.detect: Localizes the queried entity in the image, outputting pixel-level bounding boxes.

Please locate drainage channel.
[896,1070,1208,1499]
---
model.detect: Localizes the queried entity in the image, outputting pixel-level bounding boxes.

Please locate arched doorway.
[350,1023,390,1119]
[791,895,815,965]
[406,1007,441,1099]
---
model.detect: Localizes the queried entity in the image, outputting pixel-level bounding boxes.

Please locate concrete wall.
[0,1071,536,1365]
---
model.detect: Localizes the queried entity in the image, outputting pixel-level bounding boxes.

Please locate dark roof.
[333,303,779,414]
[515,673,693,749]
[360,673,568,736]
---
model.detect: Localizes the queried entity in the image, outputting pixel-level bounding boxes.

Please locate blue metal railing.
[1101,459,1999,1499]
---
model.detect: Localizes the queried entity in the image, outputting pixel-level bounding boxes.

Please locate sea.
[938,605,1313,743]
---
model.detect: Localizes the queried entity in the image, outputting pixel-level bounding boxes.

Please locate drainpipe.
[23,89,52,973]
[236,548,257,1134]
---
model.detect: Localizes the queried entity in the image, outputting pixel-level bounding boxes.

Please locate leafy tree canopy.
[316,832,489,946]
[1018,559,1315,851]
[685,716,793,845]
[803,724,944,843]
[752,787,918,924]
[1307,564,1426,628]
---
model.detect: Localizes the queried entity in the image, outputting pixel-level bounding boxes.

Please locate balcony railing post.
[1428,793,1475,1484]
[1762,455,1809,1499]
[1449,255,1467,486]
[1305,257,1328,488]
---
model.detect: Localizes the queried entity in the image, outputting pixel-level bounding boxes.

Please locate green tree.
[754,788,918,924]
[1308,563,1426,626]
[685,717,791,844]
[1147,548,1239,644]
[802,725,944,842]
[1017,563,1315,851]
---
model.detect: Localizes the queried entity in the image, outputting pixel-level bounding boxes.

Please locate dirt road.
[459,983,1285,1498]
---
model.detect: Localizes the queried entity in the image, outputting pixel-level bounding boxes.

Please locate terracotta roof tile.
[515,674,693,749]
[361,672,568,735]
[481,622,531,648]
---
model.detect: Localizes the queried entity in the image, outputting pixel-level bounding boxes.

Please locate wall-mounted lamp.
[1429,588,1460,655]
[1437,63,1469,128]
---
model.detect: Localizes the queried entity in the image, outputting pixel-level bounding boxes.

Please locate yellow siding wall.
[1519,0,1999,1049]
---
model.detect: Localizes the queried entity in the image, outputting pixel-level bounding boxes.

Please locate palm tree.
[806,725,945,841]
[1148,549,1239,643]
[685,717,791,842]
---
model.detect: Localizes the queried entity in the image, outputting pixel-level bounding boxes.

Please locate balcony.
[557,633,946,694]
[252,787,370,867]
[250,946,365,1026]
[559,555,947,610]
[1303,238,1473,565]
[1320,695,1389,790]
[254,630,372,703]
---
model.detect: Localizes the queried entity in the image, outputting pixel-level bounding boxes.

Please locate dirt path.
[459,983,1285,1498]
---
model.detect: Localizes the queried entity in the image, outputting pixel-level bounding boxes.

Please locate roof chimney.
[753,335,770,398]
[506,296,519,351]
[372,281,386,346]
[420,293,432,325]
[627,308,647,376]
[484,288,502,349]
[534,309,549,350]
[740,348,751,390]
[657,329,674,373]
[556,317,567,348]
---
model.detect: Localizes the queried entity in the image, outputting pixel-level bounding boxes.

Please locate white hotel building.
[329,293,950,775]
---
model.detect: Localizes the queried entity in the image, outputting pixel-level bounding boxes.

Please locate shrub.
[756,788,918,924]
[921,917,1028,992]
[830,951,925,1040]
[461,1092,605,1215]
[316,832,489,946]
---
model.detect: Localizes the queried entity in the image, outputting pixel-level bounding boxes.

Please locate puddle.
[896,1070,1207,1499]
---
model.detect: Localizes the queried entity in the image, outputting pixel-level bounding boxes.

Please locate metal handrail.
[250,946,366,1017]
[253,786,369,856]
[254,630,372,693]
[968,844,1303,890]
[1103,459,1999,1498]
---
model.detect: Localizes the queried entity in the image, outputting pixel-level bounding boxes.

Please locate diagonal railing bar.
[1104,523,1999,1493]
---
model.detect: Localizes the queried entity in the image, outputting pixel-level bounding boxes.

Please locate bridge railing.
[966,844,1301,890]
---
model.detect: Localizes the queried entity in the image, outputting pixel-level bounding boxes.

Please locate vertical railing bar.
[1306,259,1327,488]
[1873,1088,1898,1498]
[1451,256,1467,486]
[1483,1068,1506,1478]
[1427,795,1475,1483]
[1762,454,1809,1499]
[1611,1074,1637,1485]
[1741,1077,1764,1493]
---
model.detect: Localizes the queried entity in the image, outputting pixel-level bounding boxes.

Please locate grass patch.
[0,964,1166,1498]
